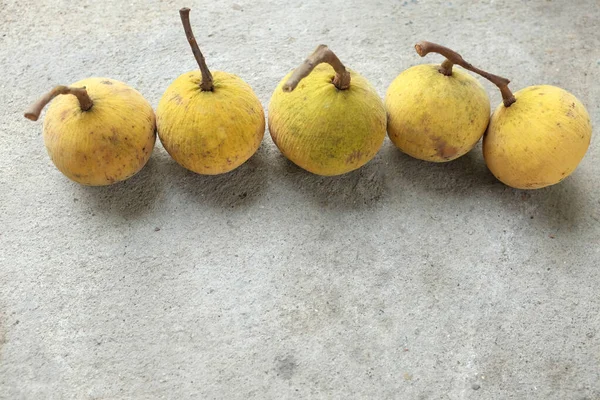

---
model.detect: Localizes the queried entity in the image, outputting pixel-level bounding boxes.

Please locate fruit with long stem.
[156,7,265,175]
[476,58,592,189]
[268,45,386,176]
[385,41,491,162]
[24,78,156,186]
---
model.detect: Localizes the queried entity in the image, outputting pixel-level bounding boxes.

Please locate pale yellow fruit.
[483,85,592,189]
[156,71,265,175]
[385,64,490,162]
[268,64,387,176]
[40,78,156,186]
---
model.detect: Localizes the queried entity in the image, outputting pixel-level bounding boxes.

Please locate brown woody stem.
[415,41,516,107]
[283,45,351,92]
[439,59,454,76]
[24,86,93,121]
[180,7,213,92]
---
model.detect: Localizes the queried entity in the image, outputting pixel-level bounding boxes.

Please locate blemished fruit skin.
[483,85,592,189]
[156,70,265,175]
[268,64,387,176]
[42,77,156,186]
[385,64,490,162]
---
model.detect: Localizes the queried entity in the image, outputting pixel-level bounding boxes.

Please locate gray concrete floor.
[1,0,599,398]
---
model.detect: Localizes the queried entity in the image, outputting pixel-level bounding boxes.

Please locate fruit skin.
[385,64,490,162]
[483,85,592,189]
[268,64,386,176]
[42,77,156,186]
[156,70,265,175]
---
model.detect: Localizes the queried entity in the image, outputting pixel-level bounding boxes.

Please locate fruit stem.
[180,7,214,92]
[415,41,516,107]
[283,45,351,92]
[24,86,93,121]
[439,59,454,76]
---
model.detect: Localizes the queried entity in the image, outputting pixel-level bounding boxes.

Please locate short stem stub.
[415,41,516,107]
[283,45,351,92]
[180,7,214,92]
[439,59,454,76]
[24,86,93,121]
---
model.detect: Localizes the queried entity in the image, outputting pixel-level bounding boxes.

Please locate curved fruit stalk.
[268,45,386,176]
[25,86,93,120]
[414,41,516,107]
[180,7,213,92]
[282,44,351,91]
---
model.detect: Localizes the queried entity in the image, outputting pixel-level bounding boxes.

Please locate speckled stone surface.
[1,0,599,398]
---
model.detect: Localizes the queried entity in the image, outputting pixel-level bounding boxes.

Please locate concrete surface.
[1,0,599,398]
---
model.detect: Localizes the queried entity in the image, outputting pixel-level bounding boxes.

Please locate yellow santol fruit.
[483,85,592,189]
[24,78,156,186]
[156,8,264,175]
[268,45,386,176]
[385,42,490,162]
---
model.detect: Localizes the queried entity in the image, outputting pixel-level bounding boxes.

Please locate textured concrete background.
[1,0,599,399]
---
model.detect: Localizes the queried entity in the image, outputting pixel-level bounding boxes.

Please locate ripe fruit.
[24,78,156,186]
[385,41,490,162]
[268,44,386,176]
[481,75,592,189]
[156,8,265,175]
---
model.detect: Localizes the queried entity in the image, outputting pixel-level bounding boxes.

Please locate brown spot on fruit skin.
[101,80,113,85]
[345,150,363,165]
[170,94,183,105]
[109,128,120,144]
[432,137,458,160]
[104,173,115,184]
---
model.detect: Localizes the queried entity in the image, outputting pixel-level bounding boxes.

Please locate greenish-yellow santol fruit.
[268,45,387,176]
[480,73,592,189]
[385,41,492,162]
[23,78,156,186]
[156,8,265,175]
